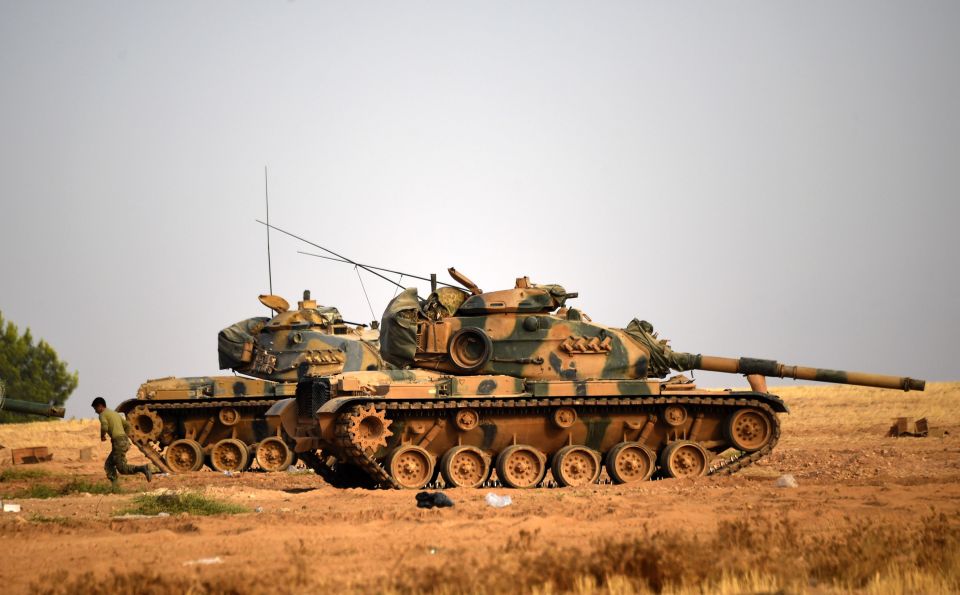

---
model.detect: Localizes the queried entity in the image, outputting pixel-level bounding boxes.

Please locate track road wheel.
[165,439,204,473]
[552,445,601,487]
[386,445,435,489]
[440,446,490,488]
[256,437,294,472]
[210,438,250,473]
[496,445,547,489]
[659,441,709,479]
[605,442,656,484]
[726,408,774,452]
[128,406,163,442]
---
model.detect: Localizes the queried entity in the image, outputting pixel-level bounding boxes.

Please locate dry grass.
[28,513,960,594]
[377,513,960,594]
[770,381,959,434]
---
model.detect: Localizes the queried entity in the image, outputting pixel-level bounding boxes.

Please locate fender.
[264,398,298,438]
[725,390,789,413]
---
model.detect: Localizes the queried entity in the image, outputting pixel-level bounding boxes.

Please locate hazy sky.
[1,2,957,419]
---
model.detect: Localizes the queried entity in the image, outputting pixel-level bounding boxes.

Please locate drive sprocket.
[127,406,163,442]
[342,403,393,453]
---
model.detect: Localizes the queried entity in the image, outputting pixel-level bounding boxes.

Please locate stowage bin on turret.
[268,270,925,490]
[117,291,385,475]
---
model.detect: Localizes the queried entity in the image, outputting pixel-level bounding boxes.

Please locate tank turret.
[118,291,387,476]
[380,270,924,390]
[218,289,383,382]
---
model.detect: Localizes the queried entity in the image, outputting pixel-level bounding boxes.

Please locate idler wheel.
[128,406,163,442]
[344,404,394,453]
[386,445,435,489]
[164,439,204,473]
[496,445,547,489]
[256,437,294,472]
[440,445,490,488]
[551,445,601,487]
[605,441,656,484]
[726,408,774,452]
[448,328,492,372]
[659,440,709,479]
[209,438,250,473]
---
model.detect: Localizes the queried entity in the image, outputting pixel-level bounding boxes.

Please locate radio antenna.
[255,220,408,292]
[264,166,273,295]
[297,251,458,288]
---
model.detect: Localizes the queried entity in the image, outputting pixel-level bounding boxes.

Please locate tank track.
[332,395,780,489]
[127,398,279,412]
[299,447,385,489]
[297,450,341,486]
[335,405,400,489]
[126,399,280,474]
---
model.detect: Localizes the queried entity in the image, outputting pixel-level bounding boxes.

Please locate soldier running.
[91,397,152,487]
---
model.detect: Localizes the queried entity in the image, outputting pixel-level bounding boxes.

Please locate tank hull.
[272,370,787,489]
[118,376,298,473]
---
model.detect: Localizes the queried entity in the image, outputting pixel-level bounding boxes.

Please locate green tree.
[0,311,78,423]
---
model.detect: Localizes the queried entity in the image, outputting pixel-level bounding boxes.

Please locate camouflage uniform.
[99,408,148,483]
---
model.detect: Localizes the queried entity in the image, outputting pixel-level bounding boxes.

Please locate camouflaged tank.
[117,291,383,474]
[266,270,925,489]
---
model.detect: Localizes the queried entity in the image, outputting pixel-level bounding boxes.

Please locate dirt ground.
[0,382,958,594]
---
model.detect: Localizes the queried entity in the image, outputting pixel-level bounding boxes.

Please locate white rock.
[775,474,798,488]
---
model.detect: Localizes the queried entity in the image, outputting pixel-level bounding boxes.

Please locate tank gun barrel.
[687,355,925,391]
[0,396,66,418]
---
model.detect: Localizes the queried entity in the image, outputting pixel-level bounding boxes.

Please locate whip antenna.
[265,166,273,295]
[256,220,408,291]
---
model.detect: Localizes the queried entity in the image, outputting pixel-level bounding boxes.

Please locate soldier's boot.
[110,478,120,492]
[140,465,152,482]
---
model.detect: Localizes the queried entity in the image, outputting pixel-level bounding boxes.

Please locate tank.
[117,291,384,475]
[266,270,925,489]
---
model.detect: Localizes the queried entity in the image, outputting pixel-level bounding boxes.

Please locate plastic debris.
[113,513,174,520]
[3,502,22,513]
[183,557,223,566]
[485,492,513,508]
[416,491,454,509]
[254,506,264,513]
[775,474,798,489]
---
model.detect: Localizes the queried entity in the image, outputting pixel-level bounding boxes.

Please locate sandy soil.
[0,383,957,593]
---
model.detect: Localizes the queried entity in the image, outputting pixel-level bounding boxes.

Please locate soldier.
[91,397,152,487]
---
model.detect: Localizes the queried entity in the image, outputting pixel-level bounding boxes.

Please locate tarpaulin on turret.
[379,288,420,368]
[623,318,699,378]
[218,317,269,370]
